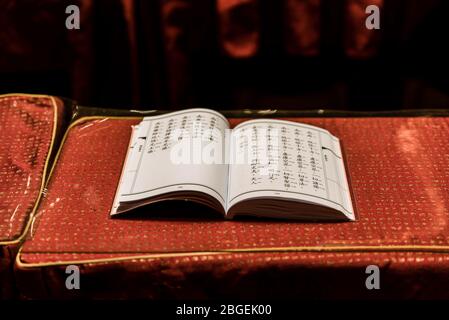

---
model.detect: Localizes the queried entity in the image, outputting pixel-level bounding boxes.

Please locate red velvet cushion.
[0,94,62,243]
[0,94,63,298]
[16,115,449,298]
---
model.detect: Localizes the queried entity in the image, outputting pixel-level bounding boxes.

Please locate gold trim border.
[16,245,449,269]
[0,93,59,246]
[15,112,449,269]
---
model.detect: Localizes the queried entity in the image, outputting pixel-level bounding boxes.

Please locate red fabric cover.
[0,95,62,242]
[16,115,449,298]
[0,94,63,298]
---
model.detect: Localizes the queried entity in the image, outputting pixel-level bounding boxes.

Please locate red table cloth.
[15,114,449,299]
[0,94,66,298]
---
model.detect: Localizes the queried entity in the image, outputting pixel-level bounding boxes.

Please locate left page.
[111,109,230,215]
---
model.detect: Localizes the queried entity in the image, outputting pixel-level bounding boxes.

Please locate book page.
[227,119,355,220]
[112,109,230,214]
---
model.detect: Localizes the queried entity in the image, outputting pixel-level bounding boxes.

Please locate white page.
[227,119,355,220]
[112,109,230,213]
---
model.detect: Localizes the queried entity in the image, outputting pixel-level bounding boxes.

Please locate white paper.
[112,109,230,214]
[227,119,354,219]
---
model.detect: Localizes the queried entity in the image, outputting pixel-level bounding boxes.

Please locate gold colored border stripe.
[17,245,449,269]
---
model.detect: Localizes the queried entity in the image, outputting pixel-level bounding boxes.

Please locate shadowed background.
[1,0,449,110]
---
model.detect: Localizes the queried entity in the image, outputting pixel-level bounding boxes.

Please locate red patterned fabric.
[0,95,63,242]
[0,94,64,298]
[16,115,449,298]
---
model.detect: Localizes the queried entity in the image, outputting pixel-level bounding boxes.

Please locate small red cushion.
[0,94,63,298]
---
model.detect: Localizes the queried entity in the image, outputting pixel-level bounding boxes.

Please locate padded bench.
[14,113,449,299]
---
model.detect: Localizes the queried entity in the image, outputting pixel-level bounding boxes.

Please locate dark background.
[1,0,449,110]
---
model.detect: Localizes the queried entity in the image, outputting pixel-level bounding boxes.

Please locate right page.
[226,119,355,221]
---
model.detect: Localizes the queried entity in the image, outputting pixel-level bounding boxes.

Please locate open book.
[111,109,355,221]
